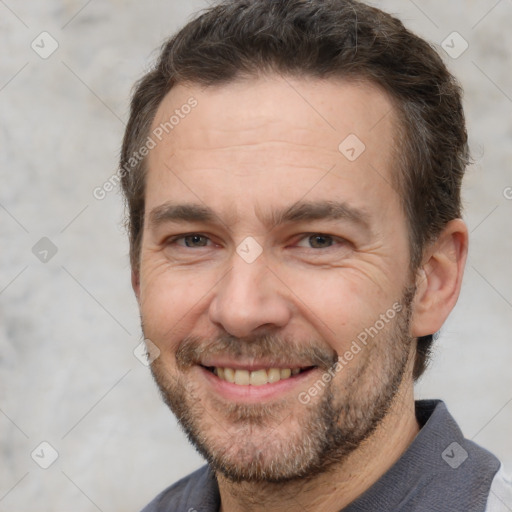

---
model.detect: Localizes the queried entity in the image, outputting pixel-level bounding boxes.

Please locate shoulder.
[344,400,505,511]
[139,465,220,512]
[412,400,502,509]
[485,465,512,512]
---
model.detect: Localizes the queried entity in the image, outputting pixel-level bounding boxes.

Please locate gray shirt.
[141,400,507,511]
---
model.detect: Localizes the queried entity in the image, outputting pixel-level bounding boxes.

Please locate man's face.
[136,76,416,482]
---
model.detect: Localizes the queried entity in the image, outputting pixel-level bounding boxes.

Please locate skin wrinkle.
[135,76,455,512]
[116,0,474,507]
[150,290,414,482]
[147,200,374,240]
[144,197,388,282]
[173,138,340,151]
[175,334,338,373]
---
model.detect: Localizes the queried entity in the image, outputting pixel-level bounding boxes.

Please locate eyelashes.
[166,233,348,251]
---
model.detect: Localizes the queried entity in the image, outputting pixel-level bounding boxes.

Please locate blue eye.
[166,233,344,252]
[296,234,337,249]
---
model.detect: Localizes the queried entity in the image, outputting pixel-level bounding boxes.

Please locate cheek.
[138,263,199,346]
[286,267,401,351]
[293,277,354,328]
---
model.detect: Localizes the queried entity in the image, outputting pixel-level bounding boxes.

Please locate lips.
[198,362,319,402]
[207,366,309,386]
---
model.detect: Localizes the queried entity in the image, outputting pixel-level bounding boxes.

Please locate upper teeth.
[214,367,301,386]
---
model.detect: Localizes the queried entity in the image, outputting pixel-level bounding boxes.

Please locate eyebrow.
[148,200,371,232]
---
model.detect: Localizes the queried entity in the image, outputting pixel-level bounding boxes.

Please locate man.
[120,1,511,510]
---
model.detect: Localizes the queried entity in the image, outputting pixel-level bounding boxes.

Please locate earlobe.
[411,219,468,337]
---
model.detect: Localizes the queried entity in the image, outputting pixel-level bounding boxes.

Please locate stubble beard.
[147,287,415,484]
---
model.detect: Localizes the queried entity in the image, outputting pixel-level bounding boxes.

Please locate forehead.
[145,75,400,226]
[151,75,397,151]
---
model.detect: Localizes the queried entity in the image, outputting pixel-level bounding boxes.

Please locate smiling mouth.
[203,366,315,386]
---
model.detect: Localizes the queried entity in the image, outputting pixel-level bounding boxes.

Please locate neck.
[217,380,419,512]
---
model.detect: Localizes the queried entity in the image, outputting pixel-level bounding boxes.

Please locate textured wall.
[0,1,511,511]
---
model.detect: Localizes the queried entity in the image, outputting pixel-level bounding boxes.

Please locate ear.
[411,219,468,337]
[131,268,141,303]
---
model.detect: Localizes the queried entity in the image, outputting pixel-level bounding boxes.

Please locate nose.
[208,254,292,338]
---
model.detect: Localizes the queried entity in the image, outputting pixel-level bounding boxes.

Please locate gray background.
[0,1,511,511]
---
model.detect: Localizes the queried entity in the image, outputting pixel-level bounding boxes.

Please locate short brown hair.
[120,0,469,380]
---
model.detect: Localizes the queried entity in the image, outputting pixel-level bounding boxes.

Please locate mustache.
[175,333,338,371]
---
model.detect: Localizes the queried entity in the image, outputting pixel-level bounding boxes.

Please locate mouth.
[203,365,315,386]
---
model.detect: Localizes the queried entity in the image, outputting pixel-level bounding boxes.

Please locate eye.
[295,234,340,249]
[169,234,212,248]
